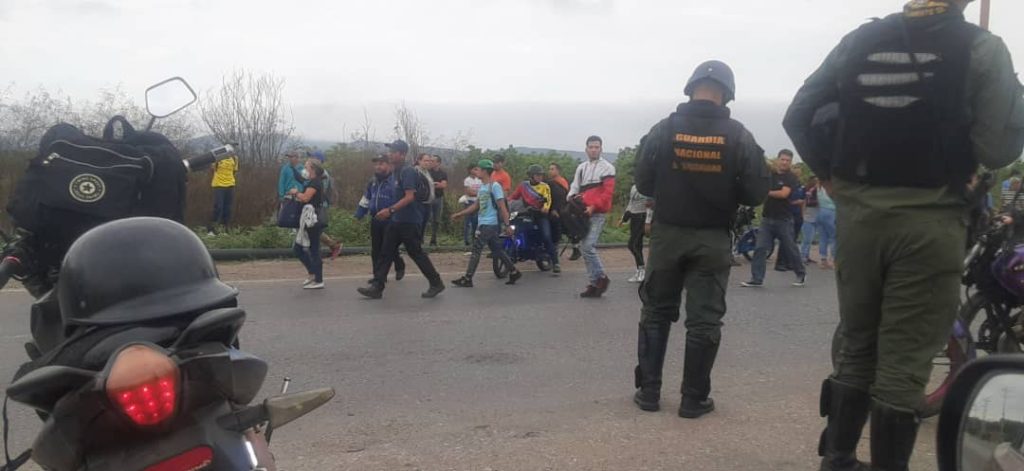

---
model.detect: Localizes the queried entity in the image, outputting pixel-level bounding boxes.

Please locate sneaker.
[579,285,601,298]
[357,285,383,299]
[206,231,216,237]
[303,277,314,287]
[637,268,646,283]
[395,269,405,281]
[451,276,474,288]
[552,263,561,274]
[740,280,763,288]
[627,269,641,283]
[569,247,582,261]
[303,281,325,290]
[506,270,522,285]
[330,244,343,261]
[792,273,806,287]
[595,276,611,294]
[422,284,445,298]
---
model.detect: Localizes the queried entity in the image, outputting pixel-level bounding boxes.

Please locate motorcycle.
[0,78,333,471]
[922,175,1024,418]
[492,202,554,278]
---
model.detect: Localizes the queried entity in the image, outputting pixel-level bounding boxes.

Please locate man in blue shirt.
[277,151,304,199]
[358,140,444,299]
[356,154,406,281]
[449,159,522,287]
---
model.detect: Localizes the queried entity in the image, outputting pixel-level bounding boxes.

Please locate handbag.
[315,202,330,228]
[276,197,303,228]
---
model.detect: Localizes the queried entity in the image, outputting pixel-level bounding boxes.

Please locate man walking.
[450,159,522,287]
[632,60,770,418]
[461,162,483,246]
[569,135,616,298]
[740,149,807,287]
[784,0,1024,468]
[355,154,406,282]
[358,140,445,300]
[546,162,570,255]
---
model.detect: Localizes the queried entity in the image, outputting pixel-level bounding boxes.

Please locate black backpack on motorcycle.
[5,116,187,273]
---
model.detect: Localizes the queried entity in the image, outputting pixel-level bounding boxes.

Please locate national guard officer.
[633,60,770,418]
[783,0,1024,469]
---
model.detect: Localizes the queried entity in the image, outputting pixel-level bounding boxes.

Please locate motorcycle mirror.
[265,387,335,430]
[937,356,1024,471]
[145,77,197,120]
[958,372,1024,471]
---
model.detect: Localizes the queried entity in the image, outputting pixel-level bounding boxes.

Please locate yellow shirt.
[533,182,553,212]
[211,157,238,188]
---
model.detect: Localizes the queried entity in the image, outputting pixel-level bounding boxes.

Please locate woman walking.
[621,184,653,283]
[288,159,327,289]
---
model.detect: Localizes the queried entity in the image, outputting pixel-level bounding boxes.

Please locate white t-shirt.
[463,176,483,203]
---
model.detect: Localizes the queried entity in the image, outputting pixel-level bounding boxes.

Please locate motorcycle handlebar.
[183,144,237,173]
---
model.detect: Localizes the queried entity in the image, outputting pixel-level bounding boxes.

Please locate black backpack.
[6,116,187,271]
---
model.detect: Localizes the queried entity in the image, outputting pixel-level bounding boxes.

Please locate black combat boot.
[869,402,920,471]
[633,321,671,412]
[818,379,871,471]
[678,337,719,418]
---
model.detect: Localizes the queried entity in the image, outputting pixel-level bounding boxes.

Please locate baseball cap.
[478,159,495,170]
[385,139,410,154]
[372,153,388,163]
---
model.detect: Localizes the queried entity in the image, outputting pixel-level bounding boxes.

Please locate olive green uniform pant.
[641,223,731,343]
[832,214,965,411]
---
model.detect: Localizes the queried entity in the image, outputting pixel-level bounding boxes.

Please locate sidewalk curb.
[209,243,631,261]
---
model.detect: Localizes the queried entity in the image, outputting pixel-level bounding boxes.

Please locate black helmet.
[58,217,238,327]
[527,164,544,176]
[684,60,736,103]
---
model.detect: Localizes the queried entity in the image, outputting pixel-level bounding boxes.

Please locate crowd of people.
[209,1,1024,469]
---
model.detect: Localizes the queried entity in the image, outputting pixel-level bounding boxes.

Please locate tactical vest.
[835,12,982,189]
[654,102,745,229]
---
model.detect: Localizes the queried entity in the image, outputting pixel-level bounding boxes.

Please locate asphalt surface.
[0,259,944,470]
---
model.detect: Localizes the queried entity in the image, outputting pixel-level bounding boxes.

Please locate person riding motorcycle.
[508,164,561,273]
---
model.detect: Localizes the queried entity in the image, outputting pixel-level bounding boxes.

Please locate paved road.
[0,263,943,470]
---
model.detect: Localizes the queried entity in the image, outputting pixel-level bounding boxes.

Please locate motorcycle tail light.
[143,446,213,471]
[106,345,180,427]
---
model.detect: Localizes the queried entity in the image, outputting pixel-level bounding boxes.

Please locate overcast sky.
[1,0,1021,154]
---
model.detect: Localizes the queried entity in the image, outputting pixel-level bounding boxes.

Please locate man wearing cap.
[633,60,770,419]
[358,140,445,299]
[568,135,616,298]
[783,0,1024,468]
[509,164,561,273]
[356,154,406,281]
[278,150,304,200]
[450,159,522,287]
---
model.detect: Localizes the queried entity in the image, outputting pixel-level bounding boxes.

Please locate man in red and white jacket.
[568,135,616,298]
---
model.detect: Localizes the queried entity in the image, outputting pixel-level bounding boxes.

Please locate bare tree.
[0,88,77,151]
[199,70,294,166]
[348,107,376,151]
[393,102,428,159]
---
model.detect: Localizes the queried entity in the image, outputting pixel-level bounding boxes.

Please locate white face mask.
[300,168,310,179]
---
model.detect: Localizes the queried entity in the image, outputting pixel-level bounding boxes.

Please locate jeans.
[801,209,818,260]
[465,225,516,279]
[293,225,323,283]
[582,213,607,284]
[426,197,444,243]
[373,222,441,289]
[210,187,234,230]
[627,212,646,268]
[371,220,405,274]
[816,208,837,261]
[462,202,479,246]
[751,217,805,283]
[776,216,803,269]
[537,215,559,265]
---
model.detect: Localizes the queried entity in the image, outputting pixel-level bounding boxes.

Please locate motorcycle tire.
[493,256,510,279]
[536,258,551,272]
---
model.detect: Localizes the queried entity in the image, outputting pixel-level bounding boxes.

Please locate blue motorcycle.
[492,208,553,278]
